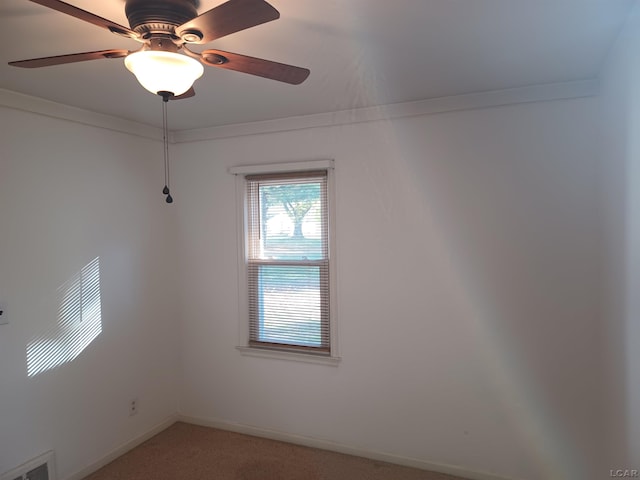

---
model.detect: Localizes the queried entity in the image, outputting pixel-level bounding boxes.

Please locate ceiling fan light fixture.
[124,50,204,96]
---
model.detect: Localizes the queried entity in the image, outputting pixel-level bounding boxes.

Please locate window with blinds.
[245,170,330,354]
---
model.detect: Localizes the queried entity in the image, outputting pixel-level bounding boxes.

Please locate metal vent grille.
[25,463,48,480]
[1,451,55,480]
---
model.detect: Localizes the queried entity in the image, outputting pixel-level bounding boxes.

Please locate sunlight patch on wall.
[27,257,102,377]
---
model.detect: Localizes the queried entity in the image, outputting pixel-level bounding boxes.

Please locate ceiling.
[0,0,636,131]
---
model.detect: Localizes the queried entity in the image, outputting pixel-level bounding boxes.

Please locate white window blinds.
[246,170,330,354]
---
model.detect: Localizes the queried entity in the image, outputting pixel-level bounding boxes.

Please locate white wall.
[174,97,603,480]
[600,1,640,472]
[0,108,179,479]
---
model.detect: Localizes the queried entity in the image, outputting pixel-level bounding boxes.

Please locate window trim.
[230,160,340,365]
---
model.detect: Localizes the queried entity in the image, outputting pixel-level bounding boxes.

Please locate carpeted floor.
[82,422,469,480]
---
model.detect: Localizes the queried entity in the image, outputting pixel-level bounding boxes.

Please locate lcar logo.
[610,470,639,478]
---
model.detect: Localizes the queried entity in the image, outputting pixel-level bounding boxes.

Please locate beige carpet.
[82,422,470,480]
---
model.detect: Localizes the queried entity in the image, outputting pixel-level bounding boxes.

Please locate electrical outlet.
[129,398,138,416]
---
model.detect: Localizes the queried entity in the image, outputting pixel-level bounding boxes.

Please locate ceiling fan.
[10,0,311,203]
[8,0,311,99]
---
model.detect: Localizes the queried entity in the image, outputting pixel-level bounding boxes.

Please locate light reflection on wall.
[27,257,102,377]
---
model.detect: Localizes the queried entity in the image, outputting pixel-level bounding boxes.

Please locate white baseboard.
[177,414,518,480]
[63,415,178,480]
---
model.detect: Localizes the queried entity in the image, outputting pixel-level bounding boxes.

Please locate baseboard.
[177,414,518,480]
[64,415,178,480]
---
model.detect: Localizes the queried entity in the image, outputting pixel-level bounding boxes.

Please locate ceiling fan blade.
[170,87,196,100]
[201,50,310,85]
[9,49,129,68]
[27,0,138,39]
[176,0,279,44]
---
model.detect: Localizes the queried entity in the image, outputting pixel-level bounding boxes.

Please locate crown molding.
[0,88,162,141]
[1,79,598,145]
[172,79,599,143]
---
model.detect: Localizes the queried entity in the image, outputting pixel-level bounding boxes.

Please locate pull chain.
[160,92,173,203]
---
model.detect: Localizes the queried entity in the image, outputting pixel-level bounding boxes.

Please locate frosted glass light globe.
[125,51,204,96]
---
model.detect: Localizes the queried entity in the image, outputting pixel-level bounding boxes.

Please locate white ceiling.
[0,0,635,131]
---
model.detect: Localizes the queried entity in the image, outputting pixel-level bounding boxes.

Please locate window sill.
[236,346,341,366]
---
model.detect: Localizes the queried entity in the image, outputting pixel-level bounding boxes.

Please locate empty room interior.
[2,1,640,479]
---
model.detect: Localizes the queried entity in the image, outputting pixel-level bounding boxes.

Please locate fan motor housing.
[125,0,198,37]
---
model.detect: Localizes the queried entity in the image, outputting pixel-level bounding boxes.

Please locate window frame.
[230,160,340,365]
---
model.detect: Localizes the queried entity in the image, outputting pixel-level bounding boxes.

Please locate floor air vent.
[1,451,56,480]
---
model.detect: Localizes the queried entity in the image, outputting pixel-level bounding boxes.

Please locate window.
[232,161,337,361]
